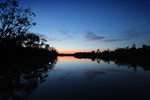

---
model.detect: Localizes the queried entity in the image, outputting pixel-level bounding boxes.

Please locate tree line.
[74,44,150,70]
[74,44,150,62]
[0,0,57,63]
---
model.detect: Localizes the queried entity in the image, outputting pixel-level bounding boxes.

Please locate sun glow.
[58,49,91,54]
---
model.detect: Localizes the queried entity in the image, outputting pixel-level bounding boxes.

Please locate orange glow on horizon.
[57,49,106,54]
[58,51,76,54]
[58,49,92,54]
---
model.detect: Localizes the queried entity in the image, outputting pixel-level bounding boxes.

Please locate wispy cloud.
[35,33,64,42]
[46,37,74,42]
[47,38,63,42]
[84,31,105,41]
[59,30,74,40]
[143,21,150,28]
[84,31,130,42]
[83,27,150,43]
[101,38,130,42]
[98,30,109,33]
[35,30,75,42]
[122,28,150,38]
[123,28,140,37]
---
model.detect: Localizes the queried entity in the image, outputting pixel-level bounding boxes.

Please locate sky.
[20,0,150,54]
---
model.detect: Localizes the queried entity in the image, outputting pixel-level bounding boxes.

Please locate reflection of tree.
[74,44,150,71]
[74,57,150,71]
[113,59,150,71]
[0,58,57,100]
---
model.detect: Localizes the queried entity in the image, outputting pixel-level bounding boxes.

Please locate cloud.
[45,37,74,42]
[143,21,150,28]
[101,38,130,42]
[98,30,109,33]
[59,30,69,36]
[123,28,140,37]
[84,31,105,41]
[59,30,74,40]
[35,33,63,42]
[84,31,130,42]
[47,38,63,42]
[35,30,74,42]
[122,28,150,39]
[83,27,150,43]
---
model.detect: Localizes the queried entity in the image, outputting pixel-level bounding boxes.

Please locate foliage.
[74,44,150,71]
[25,33,40,48]
[0,0,36,39]
[0,0,58,63]
[74,44,150,63]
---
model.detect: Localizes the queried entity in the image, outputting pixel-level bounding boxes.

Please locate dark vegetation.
[2,0,150,99]
[0,0,58,96]
[74,44,150,60]
[0,0,57,63]
[0,58,57,100]
[74,44,150,71]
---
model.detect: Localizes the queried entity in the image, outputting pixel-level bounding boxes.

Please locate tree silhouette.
[25,33,40,48]
[45,44,50,50]
[0,0,36,40]
[40,38,47,48]
[0,0,58,63]
[0,0,37,61]
[96,49,100,53]
[74,44,150,71]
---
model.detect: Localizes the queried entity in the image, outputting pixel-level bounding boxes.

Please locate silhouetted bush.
[74,44,150,71]
[0,0,58,63]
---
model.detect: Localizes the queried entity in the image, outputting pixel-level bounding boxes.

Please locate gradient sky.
[21,0,150,54]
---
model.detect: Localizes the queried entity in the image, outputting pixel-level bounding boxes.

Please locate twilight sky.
[21,0,150,54]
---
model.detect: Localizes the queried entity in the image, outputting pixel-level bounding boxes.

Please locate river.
[0,56,150,100]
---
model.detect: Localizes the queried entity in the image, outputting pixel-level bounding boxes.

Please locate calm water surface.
[28,56,150,100]
[0,56,150,100]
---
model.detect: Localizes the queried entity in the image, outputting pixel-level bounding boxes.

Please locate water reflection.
[1,56,150,100]
[0,58,57,100]
[74,56,150,71]
[28,56,150,100]
[84,69,106,81]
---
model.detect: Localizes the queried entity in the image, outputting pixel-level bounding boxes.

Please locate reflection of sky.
[28,56,150,100]
[50,56,147,82]
[21,0,150,53]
